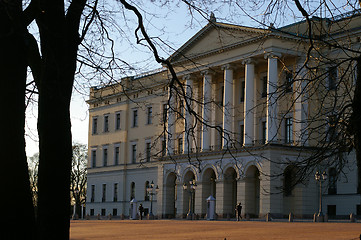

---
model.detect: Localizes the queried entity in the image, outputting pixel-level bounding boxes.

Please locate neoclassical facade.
[86,13,361,219]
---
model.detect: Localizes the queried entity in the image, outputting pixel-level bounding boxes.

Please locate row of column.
[167,53,308,154]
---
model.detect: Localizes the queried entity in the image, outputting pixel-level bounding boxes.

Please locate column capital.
[264,52,282,59]
[242,58,257,65]
[201,69,215,76]
[221,64,234,70]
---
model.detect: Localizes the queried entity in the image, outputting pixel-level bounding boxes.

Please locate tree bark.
[0,2,36,239]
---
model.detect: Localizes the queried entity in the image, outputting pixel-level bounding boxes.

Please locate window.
[328,168,337,195]
[90,209,94,216]
[101,209,106,216]
[147,106,153,124]
[130,182,135,200]
[92,117,98,134]
[327,114,337,142]
[91,185,95,202]
[113,183,118,202]
[177,101,184,119]
[104,115,109,132]
[103,148,108,167]
[261,121,267,144]
[113,209,118,216]
[114,146,120,165]
[162,139,166,157]
[91,149,97,168]
[283,166,296,196]
[146,141,151,162]
[131,143,137,163]
[285,71,293,93]
[240,81,245,102]
[328,66,337,90]
[145,181,150,201]
[178,138,183,154]
[327,205,336,216]
[285,118,293,144]
[102,184,106,202]
[132,109,138,127]
[262,76,267,98]
[240,124,244,146]
[115,112,121,130]
[162,103,168,123]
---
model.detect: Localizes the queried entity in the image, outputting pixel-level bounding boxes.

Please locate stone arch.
[244,165,260,217]
[164,172,177,218]
[223,166,238,217]
[201,166,217,216]
[182,170,196,217]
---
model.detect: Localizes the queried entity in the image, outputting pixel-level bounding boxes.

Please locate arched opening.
[201,168,216,216]
[165,173,177,218]
[130,182,135,200]
[223,167,237,217]
[245,165,260,217]
[282,165,301,216]
[182,170,195,217]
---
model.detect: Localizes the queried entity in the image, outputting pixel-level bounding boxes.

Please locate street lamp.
[183,179,197,220]
[146,181,159,219]
[315,171,327,222]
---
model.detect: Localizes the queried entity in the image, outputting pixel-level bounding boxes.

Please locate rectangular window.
[147,107,153,124]
[90,209,94,216]
[113,209,118,216]
[178,101,184,119]
[132,109,138,127]
[104,115,109,132]
[91,185,95,202]
[262,121,267,144]
[114,146,120,165]
[178,138,183,154]
[103,148,108,167]
[327,205,336,216]
[115,112,121,130]
[240,81,245,102]
[162,104,168,123]
[162,140,166,157]
[101,209,106,216]
[285,118,293,144]
[328,66,337,90]
[262,76,267,98]
[285,71,293,93]
[131,144,137,163]
[240,124,244,145]
[91,150,97,168]
[102,184,106,202]
[92,117,98,135]
[113,183,118,202]
[146,142,151,162]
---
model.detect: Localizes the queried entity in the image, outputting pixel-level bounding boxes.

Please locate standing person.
[235,202,242,221]
[138,204,144,220]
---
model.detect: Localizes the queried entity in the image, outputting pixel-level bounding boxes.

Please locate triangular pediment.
[168,22,269,64]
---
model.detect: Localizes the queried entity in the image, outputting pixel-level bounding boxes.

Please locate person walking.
[138,204,144,220]
[235,202,242,221]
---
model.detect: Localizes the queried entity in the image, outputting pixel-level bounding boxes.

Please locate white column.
[294,58,308,146]
[243,59,255,146]
[222,64,233,148]
[183,75,193,153]
[201,70,213,151]
[167,87,175,155]
[265,53,281,143]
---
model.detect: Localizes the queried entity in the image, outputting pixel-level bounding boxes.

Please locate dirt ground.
[70,219,361,240]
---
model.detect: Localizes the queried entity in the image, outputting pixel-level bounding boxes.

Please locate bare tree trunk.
[0,2,36,239]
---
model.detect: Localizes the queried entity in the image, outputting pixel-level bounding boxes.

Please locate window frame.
[103,114,109,132]
[132,109,138,127]
[92,116,98,135]
[115,112,121,130]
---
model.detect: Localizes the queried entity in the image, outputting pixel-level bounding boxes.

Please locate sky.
[24,0,355,157]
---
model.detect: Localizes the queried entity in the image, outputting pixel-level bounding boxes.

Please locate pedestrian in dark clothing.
[139,204,144,220]
[235,202,242,221]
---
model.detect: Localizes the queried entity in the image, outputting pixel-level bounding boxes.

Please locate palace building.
[86,12,361,219]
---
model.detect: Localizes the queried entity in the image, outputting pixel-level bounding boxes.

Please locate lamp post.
[315,171,327,222]
[147,181,159,219]
[183,179,197,220]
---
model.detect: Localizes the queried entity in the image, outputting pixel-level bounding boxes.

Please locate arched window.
[328,168,337,195]
[130,182,135,200]
[145,181,150,201]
